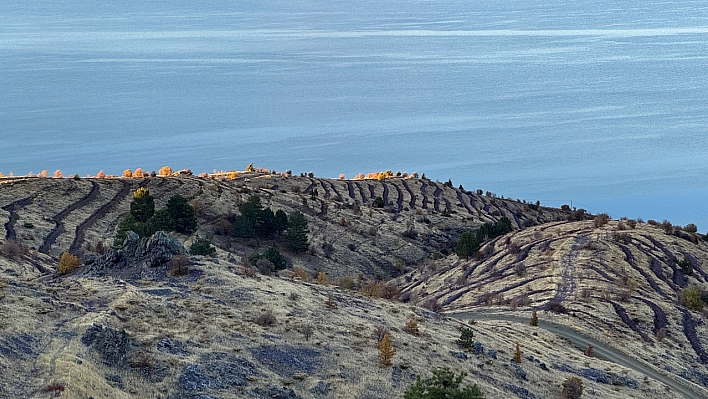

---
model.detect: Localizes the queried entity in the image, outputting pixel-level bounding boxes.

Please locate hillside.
[0,174,707,398]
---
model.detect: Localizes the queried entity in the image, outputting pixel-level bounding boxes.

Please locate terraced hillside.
[399,219,708,392]
[0,174,572,279]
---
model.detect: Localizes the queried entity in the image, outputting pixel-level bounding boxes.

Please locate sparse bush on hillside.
[684,223,698,233]
[58,252,81,275]
[422,298,443,313]
[1,240,24,260]
[679,257,693,276]
[562,376,584,399]
[546,301,567,314]
[661,219,673,234]
[190,237,216,256]
[680,286,705,311]
[249,247,287,271]
[373,196,385,208]
[513,342,522,363]
[404,315,420,336]
[255,310,277,327]
[338,276,357,290]
[404,368,484,399]
[593,213,610,228]
[316,271,329,285]
[168,253,190,276]
[372,325,390,344]
[291,267,310,282]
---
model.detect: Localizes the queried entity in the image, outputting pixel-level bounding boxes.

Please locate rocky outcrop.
[85,230,184,279]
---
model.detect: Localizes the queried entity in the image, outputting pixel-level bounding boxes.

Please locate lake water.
[1,1,707,228]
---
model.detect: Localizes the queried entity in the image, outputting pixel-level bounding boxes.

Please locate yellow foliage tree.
[158,166,173,176]
[514,342,522,363]
[97,170,105,178]
[123,169,133,178]
[229,171,238,180]
[58,252,81,275]
[317,271,328,285]
[133,168,144,178]
[378,333,396,367]
[246,163,254,172]
[53,170,63,178]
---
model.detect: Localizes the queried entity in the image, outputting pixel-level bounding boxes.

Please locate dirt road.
[449,310,708,399]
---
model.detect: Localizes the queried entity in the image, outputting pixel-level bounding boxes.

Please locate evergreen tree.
[151,209,176,232]
[286,211,310,253]
[190,237,216,256]
[167,195,197,234]
[455,232,480,261]
[404,368,484,399]
[249,246,287,270]
[274,209,289,234]
[231,215,255,238]
[131,188,155,223]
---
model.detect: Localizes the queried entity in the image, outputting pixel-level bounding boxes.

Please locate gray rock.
[178,355,259,391]
[511,363,527,380]
[391,366,403,386]
[250,385,301,399]
[309,381,329,396]
[487,349,497,359]
[449,351,468,360]
[81,323,131,366]
[249,346,322,377]
[157,338,188,356]
[472,341,484,355]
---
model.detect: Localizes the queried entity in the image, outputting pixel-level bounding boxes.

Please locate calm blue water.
[1,1,707,228]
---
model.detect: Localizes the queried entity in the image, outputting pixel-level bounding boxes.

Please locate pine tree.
[459,328,474,349]
[286,211,309,253]
[131,188,155,223]
[166,195,197,234]
[404,368,484,399]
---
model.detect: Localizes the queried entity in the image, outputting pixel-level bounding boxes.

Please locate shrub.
[378,334,396,367]
[530,310,538,326]
[404,315,420,336]
[1,240,24,260]
[404,368,484,399]
[422,298,443,313]
[338,276,357,290]
[168,254,190,276]
[584,344,594,357]
[679,257,693,276]
[58,252,81,275]
[190,237,216,256]
[256,258,274,276]
[316,271,328,285]
[685,223,698,233]
[513,342,522,363]
[546,301,568,314]
[458,328,474,349]
[681,286,705,311]
[593,213,609,228]
[301,324,314,341]
[255,310,277,327]
[23,222,34,228]
[373,196,385,208]
[291,267,310,282]
[562,376,584,399]
[40,382,66,393]
[95,241,106,255]
[249,247,287,271]
[372,325,390,344]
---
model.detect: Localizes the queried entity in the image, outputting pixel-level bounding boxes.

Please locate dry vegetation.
[0,173,706,398]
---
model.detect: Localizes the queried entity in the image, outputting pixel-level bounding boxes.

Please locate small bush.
[404,315,420,336]
[338,276,357,290]
[681,286,705,311]
[58,252,81,275]
[22,222,33,229]
[256,258,274,276]
[168,254,190,276]
[422,298,443,313]
[593,213,610,228]
[301,324,314,341]
[562,376,584,399]
[40,382,66,393]
[584,344,594,357]
[1,240,24,260]
[316,271,329,285]
[255,310,277,327]
[190,237,216,256]
[372,325,390,344]
[679,257,693,276]
[684,223,698,233]
[404,368,484,399]
[546,301,567,314]
[291,267,310,282]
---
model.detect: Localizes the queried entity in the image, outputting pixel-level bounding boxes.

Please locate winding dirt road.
[449,310,708,399]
